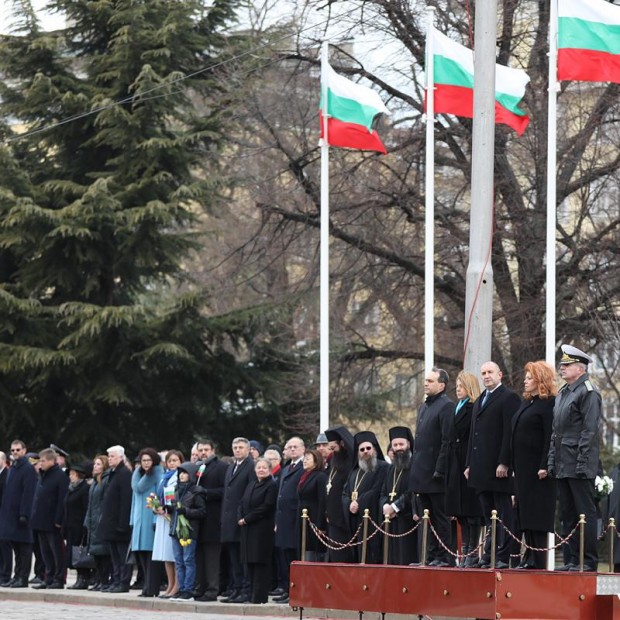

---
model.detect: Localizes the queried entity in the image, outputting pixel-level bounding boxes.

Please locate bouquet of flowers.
[146,492,162,512]
[175,502,193,546]
[595,475,614,499]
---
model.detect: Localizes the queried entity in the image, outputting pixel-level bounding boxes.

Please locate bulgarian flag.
[558,0,620,83]
[320,63,389,154]
[428,27,530,136]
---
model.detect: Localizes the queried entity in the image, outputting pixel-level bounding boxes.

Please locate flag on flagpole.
[427,27,530,136]
[558,0,620,83]
[320,63,389,153]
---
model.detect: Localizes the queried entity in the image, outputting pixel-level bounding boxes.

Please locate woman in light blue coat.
[130,448,163,597]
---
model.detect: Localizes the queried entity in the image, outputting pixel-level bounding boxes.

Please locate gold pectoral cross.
[389,491,397,501]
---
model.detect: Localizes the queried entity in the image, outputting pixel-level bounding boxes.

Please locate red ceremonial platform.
[289,510,620,620]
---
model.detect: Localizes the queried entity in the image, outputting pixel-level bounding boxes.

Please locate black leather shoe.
[269,587,285,596]
[32,582,47,589]
[9,578,28,588]
[219,589,239,602]
[230,593,250,603]
[48,582,64,589]
[0,580,12,587]
[495,561,510,569]
[106,585,129,593]
[569,564,597,572]
[29,576,44,585]
[556,563,577,571]
[478,562,491,569]
[273,592,290,602]
[429,559,451,567]
[195,594,217,602]
[515,563,537,570]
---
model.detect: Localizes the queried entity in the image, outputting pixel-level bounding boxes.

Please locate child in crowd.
[169,462,207,600]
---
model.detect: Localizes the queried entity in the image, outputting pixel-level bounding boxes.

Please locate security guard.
[548,344,602,571]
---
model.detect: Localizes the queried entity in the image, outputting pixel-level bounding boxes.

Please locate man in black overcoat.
[342,431,389,564]
[0,451,11,586]
[0,440,37,587]
[272,436,305,605]
[193,439,229,602]
[465,361,521,568]
[220,437,256,604]
[30,448,69,589]
[324,426,354,563]
[98,445,133,593]
[410,368,454,566]
[380,426,418,565]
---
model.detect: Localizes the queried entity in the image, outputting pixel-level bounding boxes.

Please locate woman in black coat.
[511,360,557,569]
[84,455,111,590]
[445,371,483,567]
[296,449,327,561]
[63,461,93,589]
[238,457,278,604]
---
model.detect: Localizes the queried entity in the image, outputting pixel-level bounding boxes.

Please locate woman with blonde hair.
[445,370,483,567]
[511,360,558,569]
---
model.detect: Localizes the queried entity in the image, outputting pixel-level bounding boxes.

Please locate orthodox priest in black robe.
[342,431,389,564]
[324,426,355,563]
[380,426,418,565]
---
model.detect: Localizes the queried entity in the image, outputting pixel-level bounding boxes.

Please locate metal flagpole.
[424,7,436,376]
[463,0,497,375]
[546,0,559,571]
[320,41,330,432]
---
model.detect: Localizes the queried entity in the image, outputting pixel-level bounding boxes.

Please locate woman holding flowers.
[169,462,207,601]
[151,449,183,598]
[130,448,163,597]
[511,360,557,569]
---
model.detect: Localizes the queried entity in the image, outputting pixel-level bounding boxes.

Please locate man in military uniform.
[548,344,602,572]
[380,426,418,565]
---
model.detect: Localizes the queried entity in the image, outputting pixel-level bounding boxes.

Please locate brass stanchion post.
[383,515,390,565]
[609,518,616,574]
[490,510,498,569]
[360,509,370,564]
[578,513,586,572]
[301,508,308,560]
[421,509,430,566]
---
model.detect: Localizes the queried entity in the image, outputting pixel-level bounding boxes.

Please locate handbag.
[72,544,96,570]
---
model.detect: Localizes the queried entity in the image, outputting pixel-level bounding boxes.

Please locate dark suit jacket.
[466,384,521,493]
[98,465,133,542]
[220,458,256,543]
[196,456,228,543]
[31,464,69,531]
[0,456,37,543]
[410,393,454,494]
[274,460,304,549]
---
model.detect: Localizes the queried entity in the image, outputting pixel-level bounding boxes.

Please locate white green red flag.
[428,27,530,136]
[320,63,389,154]
[558,0,620,83]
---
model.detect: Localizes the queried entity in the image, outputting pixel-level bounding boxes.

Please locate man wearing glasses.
[548,344,602,572]
[0,440,37,588]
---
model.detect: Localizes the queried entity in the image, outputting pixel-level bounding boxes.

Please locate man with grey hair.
[548,344,602,572]
[220,437,255,604]
[0,451,11,586]
[465,361,520,568]
[99,445,133,593]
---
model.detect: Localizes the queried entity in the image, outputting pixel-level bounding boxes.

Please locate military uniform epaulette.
[584,379,594,392]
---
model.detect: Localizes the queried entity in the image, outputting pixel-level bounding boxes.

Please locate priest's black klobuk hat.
[354,430,384,461]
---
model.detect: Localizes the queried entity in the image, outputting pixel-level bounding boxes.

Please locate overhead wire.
[3,4,369,143]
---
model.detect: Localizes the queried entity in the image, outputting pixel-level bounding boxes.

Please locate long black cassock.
[342,461,389,564]
[379,461,418,565]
